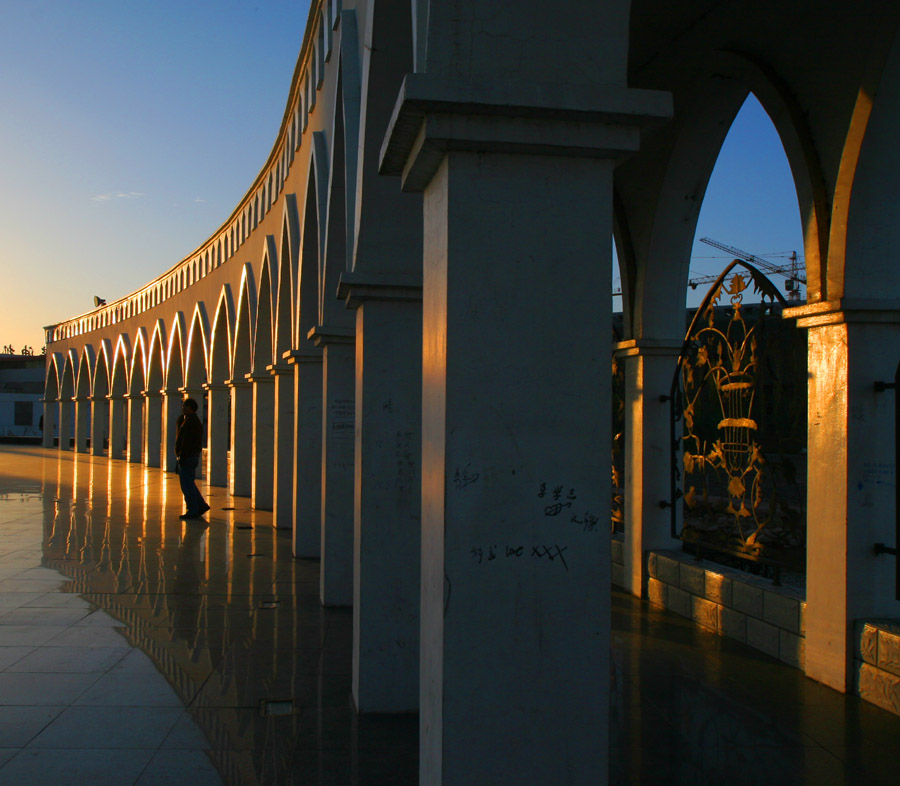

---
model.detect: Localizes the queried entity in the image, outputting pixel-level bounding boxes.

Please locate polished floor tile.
[2,446,900,785]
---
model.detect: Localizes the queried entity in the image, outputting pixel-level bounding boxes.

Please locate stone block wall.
[856,620,900,715]
[644,549,807,670]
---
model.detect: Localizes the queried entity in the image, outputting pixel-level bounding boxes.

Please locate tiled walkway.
[0,446,898,785]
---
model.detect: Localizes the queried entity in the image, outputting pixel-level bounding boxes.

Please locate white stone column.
[126,394,144,463]
[108,396,127,459]
[41,399,57,448]
[58,398,73,451]
[228,379,253,497]
[160,391,182,472]
[338,276,423,713]
[89,395,109,456]
[310,328,356,607]
[247,372,275,511]
[287,350,323,558]
[204,383,230,487]
[270,363,294,529]
[615,339,683,597]
[143,391,162,467]
[785,302,900,692]
[73,396,90,453]
[380,74,668,783]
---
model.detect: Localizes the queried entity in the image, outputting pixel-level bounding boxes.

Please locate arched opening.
[676,93,808,578]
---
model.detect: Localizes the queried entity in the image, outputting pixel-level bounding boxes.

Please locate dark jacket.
[175,412,203,459]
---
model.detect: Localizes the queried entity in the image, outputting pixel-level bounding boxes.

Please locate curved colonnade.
[42,0,900,781]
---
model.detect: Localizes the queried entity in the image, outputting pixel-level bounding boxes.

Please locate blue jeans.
[177,454,206,514]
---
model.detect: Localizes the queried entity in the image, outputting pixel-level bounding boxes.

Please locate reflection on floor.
[0,446,898,785]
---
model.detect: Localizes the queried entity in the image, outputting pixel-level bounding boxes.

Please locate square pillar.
[41,399,58,448]
[74,397,90,453]
[126,394,143,463]
[380,75,669,785]
[615,340,683,597]
[338,275,423,713]
[160,391,182,472]
[287,350,323,558]
[310,327,356,607]
[204,383,230,487]
[142,391,162,467]
[247,372,275,511]
[270,364,295,529]
[108,396,127,459]
[786,301,900,691]
[227,379,253,497]
[59,398,73,451]
[89,396,109,456]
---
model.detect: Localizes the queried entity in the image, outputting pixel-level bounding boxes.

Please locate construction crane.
[690,237,805,301]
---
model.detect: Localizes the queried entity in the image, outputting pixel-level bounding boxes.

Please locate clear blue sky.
[0,2,802,353]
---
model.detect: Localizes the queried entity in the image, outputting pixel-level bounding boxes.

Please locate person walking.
[175,398,210,519]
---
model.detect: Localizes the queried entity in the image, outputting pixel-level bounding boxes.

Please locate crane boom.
[699,237,806,284]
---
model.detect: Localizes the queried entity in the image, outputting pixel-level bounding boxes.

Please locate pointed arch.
[93,339,113,399]
[147,320,167,394]
[46,352,64,400]
[233,263,257,378]
[310,132,330,328]
[165,312,188,393]
[254,236,279,372]
[76,345,96,399]
[277,194,300,354]
[129,328,149,396]
[186,302,211,389]
[110,335,131,398]
[320,64,349,327]
[210,285,236,385]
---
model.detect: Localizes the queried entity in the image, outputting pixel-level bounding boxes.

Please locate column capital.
[178,386,205,397]
[284,349,323,365]
[379,73,672,191]
[783,298,900,328]
[245,371,275,384]
[613,338,684,359]
[307,325,355,347]
[266,363,293,376]
[337,272,423,309]
[202,382,229,391]
[225,378,252,389]
[142,390,162,399]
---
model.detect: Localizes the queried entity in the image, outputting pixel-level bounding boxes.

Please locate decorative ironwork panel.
[670,261,806,572]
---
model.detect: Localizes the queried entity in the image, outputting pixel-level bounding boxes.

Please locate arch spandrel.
[185,303,211,389]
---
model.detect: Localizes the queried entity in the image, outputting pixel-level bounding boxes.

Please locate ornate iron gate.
[668,260,806,576]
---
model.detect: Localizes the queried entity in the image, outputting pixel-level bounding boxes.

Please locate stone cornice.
[783,298,900,328]
[380,74,672,191]
[337,272,423,309]
[307,325,355,347]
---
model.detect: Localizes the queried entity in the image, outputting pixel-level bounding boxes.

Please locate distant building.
[0,354,45,441]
